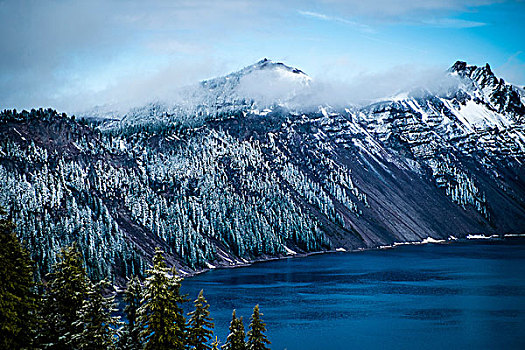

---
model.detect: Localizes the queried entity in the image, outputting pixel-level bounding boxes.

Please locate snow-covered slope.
[1,60,524,283]
[450,61,524,121]
[91,58,313,129]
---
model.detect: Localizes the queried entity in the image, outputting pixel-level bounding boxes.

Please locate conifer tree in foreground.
[247,305,270,350]
[139,248,187,350]
[0,207,38,349]
[41,245,89,349]
[73,279,120,349]
[120,276,144,350]
[187,289,215,350]
[223,310,246,350]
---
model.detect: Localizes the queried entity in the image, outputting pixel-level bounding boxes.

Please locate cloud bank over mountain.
[1,0,523,112]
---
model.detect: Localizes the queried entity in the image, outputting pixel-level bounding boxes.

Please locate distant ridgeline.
[1,60,525,283]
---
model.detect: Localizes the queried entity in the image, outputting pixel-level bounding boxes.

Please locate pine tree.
[120,276,144,350]
[222,310,246,350]
[0,207,38,349]
[73,279,120,349]
[246,305,270,350]
[40,245,89,349]
[139,248,187,349]
[187,289,215,350]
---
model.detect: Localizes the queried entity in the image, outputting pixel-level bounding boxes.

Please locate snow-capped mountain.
[91,58,313,129]
[1,59,524,283]
[450,61,524,121]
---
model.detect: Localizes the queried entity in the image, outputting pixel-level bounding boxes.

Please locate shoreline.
[180,233,525,280]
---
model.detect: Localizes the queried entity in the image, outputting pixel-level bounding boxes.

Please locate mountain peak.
[200,58,310,95]
[250,58,308,76]
[451,60,468,73]
[257,57,271,64]
[448,60,524,119]
[449,60,495,80]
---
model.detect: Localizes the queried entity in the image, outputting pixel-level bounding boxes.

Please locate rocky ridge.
[1,60,524,283]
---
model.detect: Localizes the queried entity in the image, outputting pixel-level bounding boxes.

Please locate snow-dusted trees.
[187,290,215,350]
[247,305,270,350]
[73,279,120,350]
[223,310,246,350]
[0,207,38,349]
[139,248,187,349]
[0,158,137,281]
[1,108,334,281]
[39,245,121,349]
[428,156,488,217]
[40,245,90,349]
[120,277,143,350]
[1,236,272,349]
[222,305,271,350]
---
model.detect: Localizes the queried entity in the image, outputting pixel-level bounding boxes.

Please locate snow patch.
[393,241,419,246]
[320,107,330,118]
[386,92,409,102]
[113,285,124,293]
[218,254,232,263]
[217,249,233,263]
[448,99,512,131]
[421,237,446,244]
[466,234,499,239]
[283,245,297,255]
[119,140,127,151]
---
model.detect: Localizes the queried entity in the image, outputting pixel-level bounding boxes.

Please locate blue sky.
[0,0,524,112]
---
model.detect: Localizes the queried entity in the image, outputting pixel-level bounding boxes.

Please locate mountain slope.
[1,60,524,283]
[92,58,312,130]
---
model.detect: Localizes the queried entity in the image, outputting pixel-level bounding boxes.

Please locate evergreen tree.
[0,207,38,349]
[120,276,144,350]
[246,305,270,350]
[222,310,246,350]
[73,279,120,349]
[187,289,215,350]
[41,245,89,349]
[139,248,187,350]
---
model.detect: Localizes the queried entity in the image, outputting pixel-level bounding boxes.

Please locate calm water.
[181,238,525,350]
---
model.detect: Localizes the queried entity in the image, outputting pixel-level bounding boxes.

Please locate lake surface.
[181,238,525,350]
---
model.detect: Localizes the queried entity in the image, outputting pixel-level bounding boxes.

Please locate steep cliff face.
[450,61,525,120]
[1,60,524,283]
[357,61,525,233]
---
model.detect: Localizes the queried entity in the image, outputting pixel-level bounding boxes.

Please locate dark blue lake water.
[181,238,525,350]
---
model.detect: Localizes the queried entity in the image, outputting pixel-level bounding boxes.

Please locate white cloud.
[421,18,487,28]
[298,65,462,107]
[0,0,518,111]
[311,0,499,19]
[298,10,374,33]
[229,62,462,109]
[0,0,277,111]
